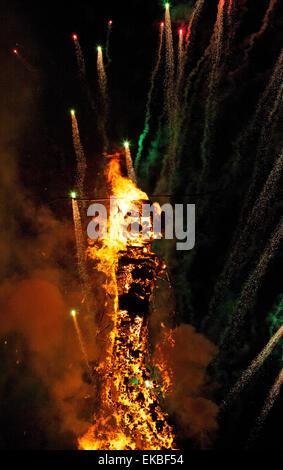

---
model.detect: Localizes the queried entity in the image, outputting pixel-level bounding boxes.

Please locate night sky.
[0,0,282,450]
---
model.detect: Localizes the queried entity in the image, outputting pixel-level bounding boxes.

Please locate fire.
[153,325,175,395]
[79,154,175,449]
[107,156,146,208]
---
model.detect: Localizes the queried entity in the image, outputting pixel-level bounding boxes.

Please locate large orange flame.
[79,155,175,450]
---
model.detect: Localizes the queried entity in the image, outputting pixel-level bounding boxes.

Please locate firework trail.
[135,22,164,170]
[211,0,227,71]
[247,367,283,447]
[235,153,283,257]
[106,20,113,65]
[199,0,227,177]
[162,0,207,182]
[223,218,283,345]
[225,0,237,54]
[208,153,283,324]
[12,49,37,73]
[228,0,233,14]
[244,0,278,61]
[239,48,283,166]
[72,34,86,76]
[222,324,283,411]
[97,46,109,151]
[72,199,91,302]
[182,0,207,83]
[164,0,206,180]
[97,47,108,104]
[168,0,228,187]
[164,3,175,127]
[165,28,185,176]
[72,34,96,111]
[240,50,283,217]
[176,28,185,98]
[207,49,283,324]
[228,0,278,89]
[184,0,207,64]
[124,142,136,183]
[71,310,92,377]
[71,110,86,198]
[256,46,283,124]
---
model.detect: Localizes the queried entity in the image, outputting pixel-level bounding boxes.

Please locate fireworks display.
[136,21,164,167]
[123,141,136,183]
[1,0,282,453]
[71,110,87,198]
[72,33,86,77]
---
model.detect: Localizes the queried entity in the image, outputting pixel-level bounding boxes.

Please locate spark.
[248,367,283,447]
[222,323,283,411]
[164,0,175,128]
[71,307,92,377]
[71,111,86,198]
[97,45,109,150]
[160,0,178,180]
[136,19,164,167]
[209,152,283,325]
[197,0,233,187]
[223,218,283,344]
[106,20,113,66]
[175,0,206,178]
[71,32,96,110]
[70,109,75,116]
[165,2,170,9]
[12,48,36,73]
[70,191,77,199]
[176,26,185,92]
[72,200,91,303]
[124,142,136,182]
[73,34,86,77]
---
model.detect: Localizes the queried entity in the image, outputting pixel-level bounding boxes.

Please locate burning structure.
[78,154,175,450]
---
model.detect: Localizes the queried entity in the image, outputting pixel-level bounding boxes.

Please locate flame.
[91,156,153,255]
[80,155,175,449]
[107,156,147,204]
[153,325,175,395]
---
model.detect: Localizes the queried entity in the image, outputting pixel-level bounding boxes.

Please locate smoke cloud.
[153,323,218,448]
[0,25,95,449]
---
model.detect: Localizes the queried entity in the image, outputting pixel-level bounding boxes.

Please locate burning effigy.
[78,155,175,450]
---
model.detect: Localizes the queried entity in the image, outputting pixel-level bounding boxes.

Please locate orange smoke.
[153,324,218,447]
[2,278,65,352]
